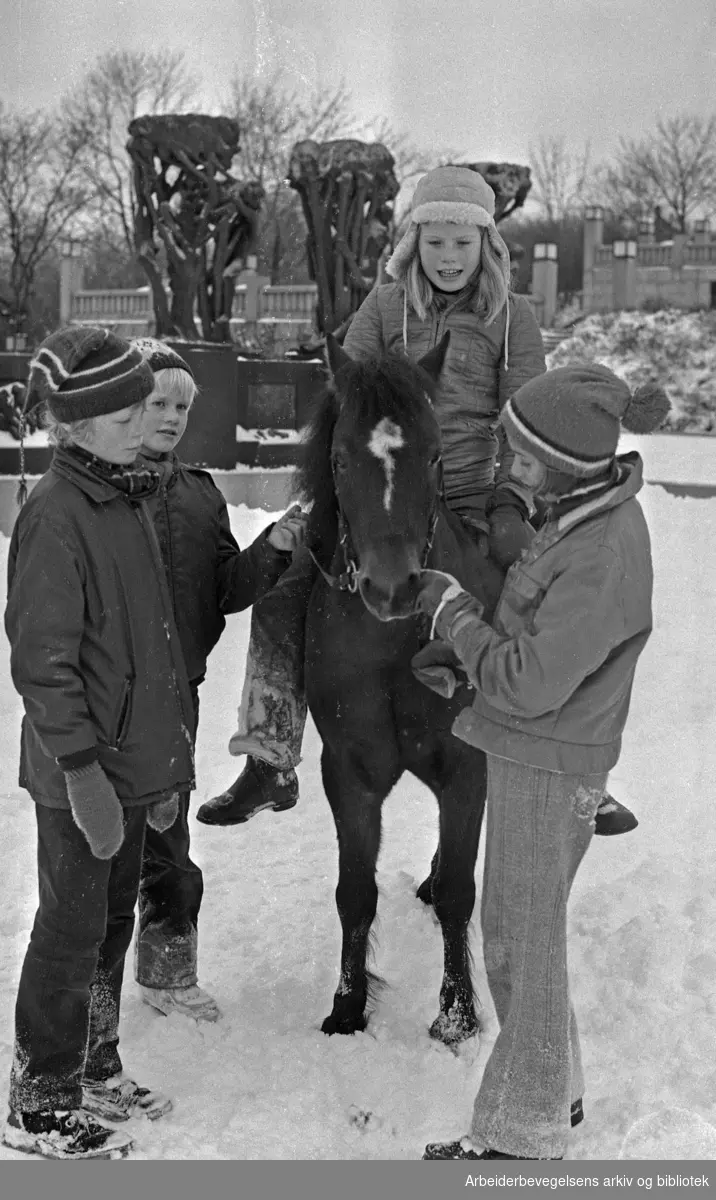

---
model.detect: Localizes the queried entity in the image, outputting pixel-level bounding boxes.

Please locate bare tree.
[62,49,199,259]
[528,135,594,222]
[0,103,91,335]
[226,71,357,281]
[601,113,716,231]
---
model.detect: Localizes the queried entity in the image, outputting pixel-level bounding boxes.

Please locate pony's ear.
[417,331,451,382]
[325,334,353,380]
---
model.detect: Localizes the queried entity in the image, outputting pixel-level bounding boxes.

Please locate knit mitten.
[146,793,179,833]
[64,762,125,860]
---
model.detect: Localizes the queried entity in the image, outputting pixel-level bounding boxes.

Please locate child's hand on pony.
[267,505,310,553]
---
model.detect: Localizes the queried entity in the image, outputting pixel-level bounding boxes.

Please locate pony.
[296,332,506,1045]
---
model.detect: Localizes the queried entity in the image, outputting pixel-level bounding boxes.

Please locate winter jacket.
[140,452,292,684]
[342,283,546,523]
[443,453,653,773]
[5,448,196,809]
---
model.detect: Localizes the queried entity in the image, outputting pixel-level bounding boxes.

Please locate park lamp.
[533,243,558,261]
[584,205,604,221]
[61,238,82,258]
[612,240,637,259]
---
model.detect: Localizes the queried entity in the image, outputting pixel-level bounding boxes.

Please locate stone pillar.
[582,206,604,312]
[238,258,270,324]
[693,219,710,246]
[532,242,559,327]
[59,239,84,325]
[612,239,638,310]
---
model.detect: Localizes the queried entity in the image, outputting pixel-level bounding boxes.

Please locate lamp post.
[532,242,559,327]
[582,206,605,312]
[59,238,84,325]
[612,239,638,310]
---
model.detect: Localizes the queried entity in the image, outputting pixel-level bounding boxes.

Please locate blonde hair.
[404,225,511,324]
[42,405,96,448]
[152,367,197,405]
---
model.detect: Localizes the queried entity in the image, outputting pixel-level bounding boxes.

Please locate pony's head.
[297,333,450,622]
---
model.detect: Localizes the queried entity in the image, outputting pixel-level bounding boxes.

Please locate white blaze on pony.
[368,417,405,511]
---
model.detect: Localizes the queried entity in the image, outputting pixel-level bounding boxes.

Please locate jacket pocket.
[109,677,134,750]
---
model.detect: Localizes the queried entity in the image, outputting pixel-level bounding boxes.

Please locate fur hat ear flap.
[385,222,419,281]
[621,384,671,433]
[483,223,511,287]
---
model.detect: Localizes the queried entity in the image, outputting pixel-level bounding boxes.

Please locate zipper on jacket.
[160,483,178,619]
[111,677,133,749]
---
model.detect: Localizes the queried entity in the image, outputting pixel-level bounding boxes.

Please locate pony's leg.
[428,751,488,1046]
[320,752,387,1036]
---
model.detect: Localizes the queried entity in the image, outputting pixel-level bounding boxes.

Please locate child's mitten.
[64,762,125,860]
[146,793,180,833]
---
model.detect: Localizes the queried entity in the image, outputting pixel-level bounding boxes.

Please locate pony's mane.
[293,355,436,524]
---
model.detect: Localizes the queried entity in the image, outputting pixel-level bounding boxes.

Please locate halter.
[308,457,444,594]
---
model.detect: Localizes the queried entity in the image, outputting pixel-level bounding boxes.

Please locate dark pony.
[296,334,505,1044]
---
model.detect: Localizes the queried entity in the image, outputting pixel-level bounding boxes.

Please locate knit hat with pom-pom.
[501,363,671,478]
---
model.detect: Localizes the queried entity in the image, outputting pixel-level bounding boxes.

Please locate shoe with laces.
[82,1074,172,1122]
[3,1107,133,1159]
[140,983,222,1022]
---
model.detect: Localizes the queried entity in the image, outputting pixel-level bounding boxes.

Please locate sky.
[1,0,714,169]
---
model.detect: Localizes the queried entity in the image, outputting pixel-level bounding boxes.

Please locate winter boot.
[423,1138,561,1160]
[139,983,222,1022]
[82,1074,172,1122]
[3,1108,133,1159]
[423,1103,583,1160]
[196,757,298,826]
[594,793,639,836]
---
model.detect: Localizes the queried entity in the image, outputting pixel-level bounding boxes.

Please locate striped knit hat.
[501,364,671,478]
[131,337,195,381]
[27,326,154,422]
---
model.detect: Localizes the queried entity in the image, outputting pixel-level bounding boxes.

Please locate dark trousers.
[9,804,147,1114]
[135,686,204,989]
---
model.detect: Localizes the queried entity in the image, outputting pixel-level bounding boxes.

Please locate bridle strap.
[311,458,444,593]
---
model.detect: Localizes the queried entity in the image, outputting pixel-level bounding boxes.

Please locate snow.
[547,309,716,435]
[236,425,304,445]
[1,441,715,1162]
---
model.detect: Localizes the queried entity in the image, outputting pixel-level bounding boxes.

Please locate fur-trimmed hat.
[386,165,501,281]
[131,337,195,381]
[501,364,671,478]
[27,325,154,423]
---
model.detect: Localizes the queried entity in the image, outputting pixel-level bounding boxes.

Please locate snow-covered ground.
[1,436,715,1162]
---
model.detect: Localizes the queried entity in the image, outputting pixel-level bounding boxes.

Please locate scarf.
[67,443,162,500]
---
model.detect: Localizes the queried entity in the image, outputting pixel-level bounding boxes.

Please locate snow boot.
[3,1107,133,1159]
[139,983,222,1022]
[594,793,638,836]
[423,1102,583,1159]
[82,1074,172,1122]
[196,758,298,826]
[423,1138,561,1160]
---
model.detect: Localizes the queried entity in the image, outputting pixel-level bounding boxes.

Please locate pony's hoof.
[429,1011,479,1046]
[321,1011,368,1036]
[416,876,433,905]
